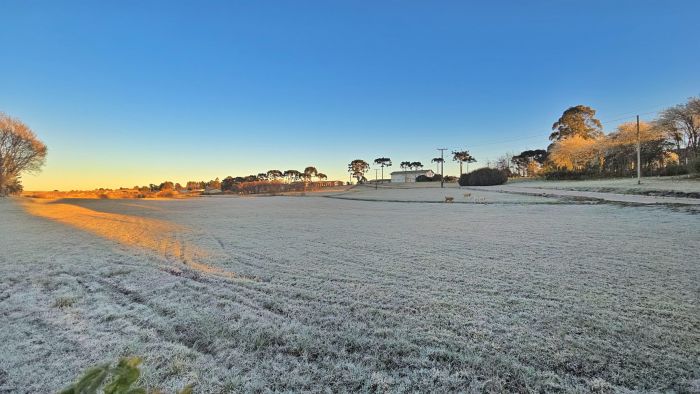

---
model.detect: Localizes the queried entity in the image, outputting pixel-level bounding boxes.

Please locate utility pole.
[375,168,380,189]
[636,115,641,185]
[437,148,448,188]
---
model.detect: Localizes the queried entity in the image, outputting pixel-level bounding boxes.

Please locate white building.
[390,169,435,183]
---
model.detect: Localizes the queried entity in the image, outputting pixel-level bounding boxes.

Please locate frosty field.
[508,176,700,197]
[1,192,699,392]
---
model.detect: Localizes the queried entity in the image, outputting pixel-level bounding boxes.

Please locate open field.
[333,182,700,208]
[1,192,699,392]
[508,176,700,198]
[329,183,556,204]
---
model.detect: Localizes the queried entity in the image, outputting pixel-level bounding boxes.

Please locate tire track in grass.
[201,231,423,325]
[20,199,260,282]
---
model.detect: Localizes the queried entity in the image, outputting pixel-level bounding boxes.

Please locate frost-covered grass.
[333,183,700,206]
[332,183,557,204]
[1,196,699,392]
[509,176,700,197]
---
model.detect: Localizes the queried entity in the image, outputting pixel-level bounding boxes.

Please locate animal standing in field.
[463,193,471,198]
[444,196,454,203]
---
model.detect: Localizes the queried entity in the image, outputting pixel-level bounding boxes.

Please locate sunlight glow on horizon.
[3,1,699,190]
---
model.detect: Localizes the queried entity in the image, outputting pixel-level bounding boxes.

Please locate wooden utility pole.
[637,115,641,185]
[437,148,448,188]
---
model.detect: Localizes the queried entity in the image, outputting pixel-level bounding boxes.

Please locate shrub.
[458,168,508,186]
[157,190,175,198]
[542,168,600,180]
[61,357,192,394]
[658,164,689,177]
[443,175,458,183]
[0,178,23,196]
[416,174,442,182]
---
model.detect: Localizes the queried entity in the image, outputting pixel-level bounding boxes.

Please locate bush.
[157,190,175,198]
[542,167,603,180]
[458,168,508,186]
[658,164,689,177]
[416,174,442,182]
[61,357,192,394]
[0,178,24,196]
[443,175,458,183]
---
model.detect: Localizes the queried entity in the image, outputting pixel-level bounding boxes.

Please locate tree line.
[349,151,476,183]
[502,97,700,179]
[3,97,697,196]
[133,166,332,195]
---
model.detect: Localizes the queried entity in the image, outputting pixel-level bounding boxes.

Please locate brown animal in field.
[445,196,454,203]
[463,193,471,198]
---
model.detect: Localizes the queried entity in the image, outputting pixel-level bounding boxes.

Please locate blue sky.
[2,1,699,189]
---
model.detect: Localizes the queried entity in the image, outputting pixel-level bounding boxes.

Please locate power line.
[598,102,674,124]
[599,109,663,125]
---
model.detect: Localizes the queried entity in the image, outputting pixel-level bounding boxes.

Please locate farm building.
[390,169,435,183]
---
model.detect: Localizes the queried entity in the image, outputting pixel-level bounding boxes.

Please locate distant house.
[390,169,435,183]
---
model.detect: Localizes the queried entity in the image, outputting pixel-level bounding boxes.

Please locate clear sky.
[2,1,699,190]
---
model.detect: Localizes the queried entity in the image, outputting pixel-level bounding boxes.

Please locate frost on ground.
[333,182,700,206]
[469,185,700,206]
[0,195,699,392]
[331,183,558,204]
[509,176,700,197]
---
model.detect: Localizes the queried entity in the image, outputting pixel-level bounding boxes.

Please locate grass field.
[1,190,698,392]
[508,176,700,197]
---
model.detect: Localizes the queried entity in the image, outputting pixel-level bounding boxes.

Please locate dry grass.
[19,199,250,282]
[21,189,195,200]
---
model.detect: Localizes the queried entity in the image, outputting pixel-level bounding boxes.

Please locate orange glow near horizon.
[20,199,256,281]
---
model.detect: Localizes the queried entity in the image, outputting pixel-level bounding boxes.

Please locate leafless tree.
[495,153,514,175]
[0,113,47,195]
[657,97,700,162]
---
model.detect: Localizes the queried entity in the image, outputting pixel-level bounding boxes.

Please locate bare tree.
[495,153,514,176]
[0,113,47,195]
[657,98,700,163]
